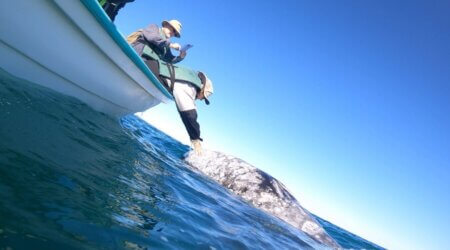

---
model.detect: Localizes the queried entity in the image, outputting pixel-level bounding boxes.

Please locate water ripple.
[0,68,384,249]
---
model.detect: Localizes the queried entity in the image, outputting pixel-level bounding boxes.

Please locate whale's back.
[184,150,340,249]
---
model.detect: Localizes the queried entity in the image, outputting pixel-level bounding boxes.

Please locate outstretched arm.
[178,109,203,155]
[178,109,201,141]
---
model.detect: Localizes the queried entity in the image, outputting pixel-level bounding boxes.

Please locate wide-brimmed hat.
[198,72,213,105]
[162,19,182,38]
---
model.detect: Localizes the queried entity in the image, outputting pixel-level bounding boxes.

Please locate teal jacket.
[141,46,203,91]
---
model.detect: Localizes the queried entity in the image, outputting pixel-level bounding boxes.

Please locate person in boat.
[98,0,135,22]
[128,20,212,154]
[128,19,186,64]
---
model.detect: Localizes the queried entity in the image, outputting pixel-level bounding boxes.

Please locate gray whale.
[184,150,341,249]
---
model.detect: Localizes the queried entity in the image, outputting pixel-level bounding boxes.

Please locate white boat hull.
[0,0,171,117]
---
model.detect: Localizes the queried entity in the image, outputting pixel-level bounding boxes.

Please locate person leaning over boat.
[128,20,212,155]
[169,72,213,155]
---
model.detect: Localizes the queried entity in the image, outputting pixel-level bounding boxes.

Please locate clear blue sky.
[114,1,450,249]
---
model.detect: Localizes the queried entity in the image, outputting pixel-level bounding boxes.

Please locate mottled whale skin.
[184,150,341,249]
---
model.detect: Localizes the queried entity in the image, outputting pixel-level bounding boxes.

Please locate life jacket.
[141,45,203,91]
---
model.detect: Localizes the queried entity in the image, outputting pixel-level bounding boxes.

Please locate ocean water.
[0,69,384,250]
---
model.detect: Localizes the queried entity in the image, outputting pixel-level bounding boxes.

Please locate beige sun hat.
[198,72,214,105]
[162,19,182,38]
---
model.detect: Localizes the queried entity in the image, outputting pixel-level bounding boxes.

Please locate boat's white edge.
[0,40,131,115]
[0,0,171,117]
[54,0,173,103]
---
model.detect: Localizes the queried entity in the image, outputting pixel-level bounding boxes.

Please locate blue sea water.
[0,69,384,250]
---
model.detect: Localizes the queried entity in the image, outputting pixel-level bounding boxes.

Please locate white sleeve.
[172,81,197,111]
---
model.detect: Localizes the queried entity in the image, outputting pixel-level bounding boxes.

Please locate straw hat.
[162,19,182,38]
